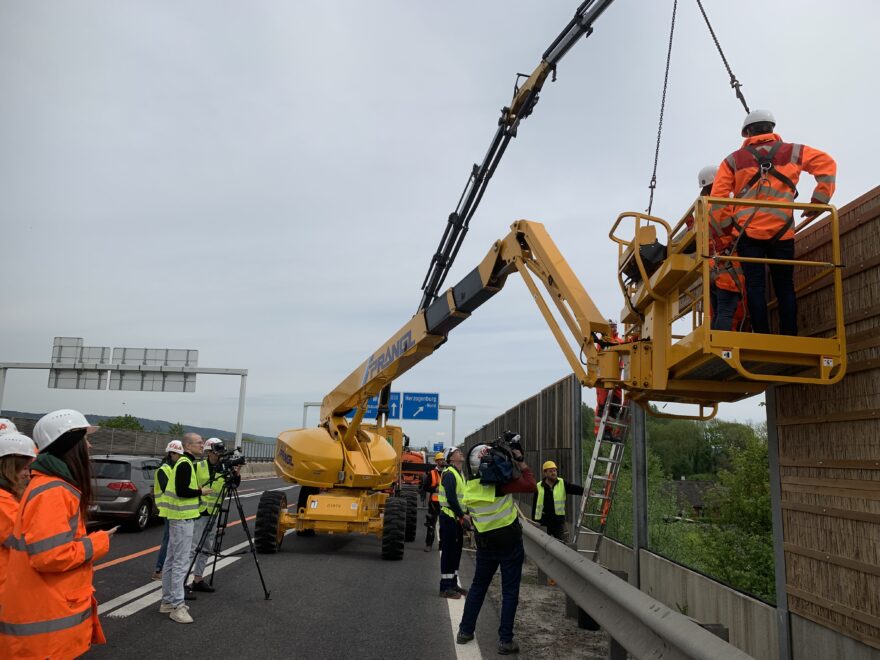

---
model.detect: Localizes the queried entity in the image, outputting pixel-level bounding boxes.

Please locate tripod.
[186,473,271,600]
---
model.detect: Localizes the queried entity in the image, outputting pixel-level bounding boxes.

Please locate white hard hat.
[0,418,18,435]
[165,440,184,455]
[469,444,489,474]
[205,438,223,451]
[698,165,717,189]
[0,432,37,459]
[32,409,97,452]
[741,109,775,137]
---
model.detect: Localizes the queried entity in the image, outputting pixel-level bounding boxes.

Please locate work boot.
[158,602,174,614]
[169,604,193,624]
[454,585,469,596]
[191,580,215,593]
[456,631,474,644]
[498,640,520,655]
[439,589,461,599]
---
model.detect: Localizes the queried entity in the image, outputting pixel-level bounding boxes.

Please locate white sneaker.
[169,604,193,624]
[159,602,174,614]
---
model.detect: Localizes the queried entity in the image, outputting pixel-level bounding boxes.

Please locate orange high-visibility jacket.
[0,472,110,660]
[428,469,441,502]
[711,133,836,241]
[0,487,18,595]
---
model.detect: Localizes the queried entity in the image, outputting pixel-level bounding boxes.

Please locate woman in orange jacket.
[0,430,37,595]
[0,410,117,660]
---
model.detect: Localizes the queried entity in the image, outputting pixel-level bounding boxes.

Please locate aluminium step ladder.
[575,396,631,561]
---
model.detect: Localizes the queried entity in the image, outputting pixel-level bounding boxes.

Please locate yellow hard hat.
[435,452,445,461]
[542,460,558,471]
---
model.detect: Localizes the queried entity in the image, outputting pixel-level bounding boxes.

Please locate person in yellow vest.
[420,450,446,552]
[160,433,212,623]
[457,440,536,655]
[531,460,584,542]
[438,447,469,598]
[152,440,183,580]
[189,438,241,593]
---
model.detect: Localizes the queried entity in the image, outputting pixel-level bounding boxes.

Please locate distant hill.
[1,410,276,444]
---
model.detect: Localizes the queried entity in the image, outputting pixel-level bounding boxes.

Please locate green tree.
[699,427,775,602]
[101,414,144,431]
[167,422,185,436]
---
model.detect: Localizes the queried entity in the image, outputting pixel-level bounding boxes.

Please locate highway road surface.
[89,476,508,659]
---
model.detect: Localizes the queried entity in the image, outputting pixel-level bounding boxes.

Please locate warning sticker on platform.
[310,501,318,509]
[721,350,733,360]
[823,357,834,367]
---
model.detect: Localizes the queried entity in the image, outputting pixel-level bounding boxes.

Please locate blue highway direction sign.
[402,392,439,420]
[433,442,444,452]
[343,392,400,419]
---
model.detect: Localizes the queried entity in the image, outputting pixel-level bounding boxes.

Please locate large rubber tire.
[255,490,287,554]
[381,497,406,561]
[403,490,418,543]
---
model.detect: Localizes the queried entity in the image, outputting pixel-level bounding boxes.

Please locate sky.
[2,1,878,448]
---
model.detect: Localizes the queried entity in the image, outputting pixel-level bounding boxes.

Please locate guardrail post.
[630,403,648,588]
[563,542,600,630]
[606,569,629,658]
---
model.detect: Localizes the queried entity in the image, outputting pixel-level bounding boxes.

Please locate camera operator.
[189,438,241,593]
[457,433,536,656]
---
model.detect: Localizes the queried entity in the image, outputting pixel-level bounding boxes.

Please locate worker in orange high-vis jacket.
[711,109,836,335]
[0,410,117,660]
[0,431,37,595]
[696,165,747,331]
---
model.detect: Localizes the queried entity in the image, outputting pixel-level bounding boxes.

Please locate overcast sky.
[2,1,878,447]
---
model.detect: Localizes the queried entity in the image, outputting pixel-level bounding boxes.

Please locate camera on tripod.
[208,441,247,479]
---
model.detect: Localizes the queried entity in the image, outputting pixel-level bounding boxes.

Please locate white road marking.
[106,555,240,618]
[446,594,483,660]
[235,485,294,500]
[98,484,295,618]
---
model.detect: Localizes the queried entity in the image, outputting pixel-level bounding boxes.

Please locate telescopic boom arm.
[418,0,617,312]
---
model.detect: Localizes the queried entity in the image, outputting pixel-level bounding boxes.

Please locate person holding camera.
[532,460,583,542]
[457,433,536,655]
[190,438,241,593]
[160,433,212,623]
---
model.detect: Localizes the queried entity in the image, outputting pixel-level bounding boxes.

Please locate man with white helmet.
[437,447,469,598]
[0,431,37,593]
[457,437,536,655]
[152,439,184,580]
[711,109,836,335]
[189,437,240,593]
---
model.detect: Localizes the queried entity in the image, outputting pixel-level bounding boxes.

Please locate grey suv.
[90,455,163,532]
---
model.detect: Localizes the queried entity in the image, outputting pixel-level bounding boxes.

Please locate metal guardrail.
[521,521,754,660]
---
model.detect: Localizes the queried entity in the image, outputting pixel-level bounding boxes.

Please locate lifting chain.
[695,0,750,113]
[646,0,677,216]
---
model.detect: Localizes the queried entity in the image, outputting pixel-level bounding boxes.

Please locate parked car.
[90,454,162,532]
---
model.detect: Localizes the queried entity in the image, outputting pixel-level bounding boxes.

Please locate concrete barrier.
[241,462,278,480]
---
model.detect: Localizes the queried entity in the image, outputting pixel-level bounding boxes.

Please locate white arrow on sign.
[391,402,398,415]
[413,406,424,417]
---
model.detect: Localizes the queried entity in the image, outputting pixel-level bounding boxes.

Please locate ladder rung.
[595,457,621,464]
[588,493,612,500]
[577,528,602,535]
[577,549,598,555]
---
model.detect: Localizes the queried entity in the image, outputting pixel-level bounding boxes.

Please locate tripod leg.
[230,487,271,600]
[185,501,221,587]
[207,486,232,585]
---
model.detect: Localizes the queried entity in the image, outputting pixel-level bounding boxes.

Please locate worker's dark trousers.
[425,500,440,547]
[459,538,524,643]
[737,235,796,335]
[439,514,463,592]
[710,286,741,331]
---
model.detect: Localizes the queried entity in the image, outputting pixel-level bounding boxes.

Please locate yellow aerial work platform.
[608,196,846,418]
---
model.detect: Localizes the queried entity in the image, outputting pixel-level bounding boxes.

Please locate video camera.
[209,441,247,477]
[474,430,524,485]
